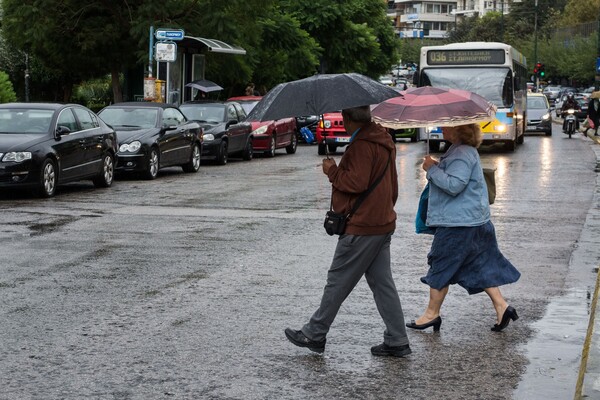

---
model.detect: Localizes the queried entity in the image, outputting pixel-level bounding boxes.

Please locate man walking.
[284,106,411,357]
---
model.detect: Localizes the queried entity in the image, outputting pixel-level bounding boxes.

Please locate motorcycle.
[564,109,577,139]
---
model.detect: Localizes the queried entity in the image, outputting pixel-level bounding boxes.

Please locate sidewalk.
[575,131,600,399]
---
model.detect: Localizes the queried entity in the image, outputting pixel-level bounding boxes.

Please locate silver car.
[542,86,561,106]
[526,93,552,136]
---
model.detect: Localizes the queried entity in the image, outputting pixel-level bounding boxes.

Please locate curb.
[575,133,600,399]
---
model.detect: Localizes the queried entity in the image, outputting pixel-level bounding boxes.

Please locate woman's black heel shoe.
[491,306,518,332]
[406,316,442,332]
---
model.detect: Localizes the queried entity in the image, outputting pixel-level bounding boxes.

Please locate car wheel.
[216,141,228,165]
[545,130,552,136]
[182,143,201,173]
[285,133,297,154]
[265,136,276,158]
[37,158,57,198]
[318,143,327,155]
[92,153,114,188]
[242,140,253,161]
[327,144,336,154]
[144,148,159,180]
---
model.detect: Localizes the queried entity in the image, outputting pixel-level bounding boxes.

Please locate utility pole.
[534,0,539,91]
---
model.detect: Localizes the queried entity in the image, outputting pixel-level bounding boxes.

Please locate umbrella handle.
[319,114,330,159]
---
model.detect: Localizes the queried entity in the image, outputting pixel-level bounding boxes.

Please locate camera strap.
[329,151,392,217]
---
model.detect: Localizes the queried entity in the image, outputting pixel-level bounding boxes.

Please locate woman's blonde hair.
[454,123,483,148]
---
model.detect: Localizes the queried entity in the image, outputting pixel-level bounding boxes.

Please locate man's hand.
[322,158,336,174]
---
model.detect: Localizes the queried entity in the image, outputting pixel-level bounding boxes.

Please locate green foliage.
[0,70,17,103]
[72,76,114,112]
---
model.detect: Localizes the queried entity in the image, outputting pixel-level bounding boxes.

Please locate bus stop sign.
[155,29,184,41]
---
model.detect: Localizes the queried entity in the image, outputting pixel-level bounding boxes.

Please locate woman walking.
[407,124,520,333]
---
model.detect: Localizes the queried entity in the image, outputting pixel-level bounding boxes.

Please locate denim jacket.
[426,143,490,227]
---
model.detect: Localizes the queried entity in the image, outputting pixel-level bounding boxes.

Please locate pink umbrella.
[371,86,496,129]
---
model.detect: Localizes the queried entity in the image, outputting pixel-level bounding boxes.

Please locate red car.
[228,96,298,157]
[315,112,350,155]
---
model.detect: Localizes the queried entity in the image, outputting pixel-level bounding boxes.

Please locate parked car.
[0,103,117,197]
[315,112,349,155]
[525,93,552,136]
[389,127,418,142]
[179,101,253,165]
[228,96,297,157]
[97,102,203,179]
[555,93,588,118]
[576,98,589,122]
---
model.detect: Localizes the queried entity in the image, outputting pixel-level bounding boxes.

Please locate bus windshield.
[420,67,513,108]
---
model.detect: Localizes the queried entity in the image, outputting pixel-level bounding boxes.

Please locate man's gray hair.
[342,105,372,123]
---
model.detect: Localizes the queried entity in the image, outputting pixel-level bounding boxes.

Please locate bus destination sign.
[427,49,505,65]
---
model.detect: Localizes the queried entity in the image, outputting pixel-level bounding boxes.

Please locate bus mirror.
[412,71,419,86]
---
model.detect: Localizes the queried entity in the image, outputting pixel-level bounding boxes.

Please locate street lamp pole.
[534,0,539,91]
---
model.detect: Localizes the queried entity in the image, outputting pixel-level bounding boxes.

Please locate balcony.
[400,12,456,23]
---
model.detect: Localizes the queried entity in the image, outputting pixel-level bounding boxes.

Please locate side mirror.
[56,125,71,136]
[226,120,238,127]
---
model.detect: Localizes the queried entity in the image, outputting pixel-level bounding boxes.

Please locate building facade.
[387,0,520,40]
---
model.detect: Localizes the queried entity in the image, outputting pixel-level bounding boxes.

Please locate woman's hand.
[422,155,438,171]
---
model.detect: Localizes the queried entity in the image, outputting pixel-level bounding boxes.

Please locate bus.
[414,42,528,152]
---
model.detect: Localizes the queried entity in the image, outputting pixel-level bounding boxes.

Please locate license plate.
[336,137,350,143]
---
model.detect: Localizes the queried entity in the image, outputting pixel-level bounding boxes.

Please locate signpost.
[155,29,185,41]
[148,27,185,103]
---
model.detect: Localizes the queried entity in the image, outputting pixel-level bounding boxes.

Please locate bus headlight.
[494,124,507,133]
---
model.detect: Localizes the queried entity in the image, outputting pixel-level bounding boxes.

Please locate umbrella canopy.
[246,73,401,122]
[371,86,497,129]
[185,79,223,92]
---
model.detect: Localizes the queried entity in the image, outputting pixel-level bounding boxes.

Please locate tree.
[0,70,17,103]
[281,0,399,78]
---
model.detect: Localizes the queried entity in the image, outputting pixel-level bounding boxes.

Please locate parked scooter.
[564,109,577,139]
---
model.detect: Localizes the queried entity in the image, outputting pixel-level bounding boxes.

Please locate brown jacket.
[327,122,398,235]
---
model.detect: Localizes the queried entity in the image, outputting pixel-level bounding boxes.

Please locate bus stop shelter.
[154,36,246,105]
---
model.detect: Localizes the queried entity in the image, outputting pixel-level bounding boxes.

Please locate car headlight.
[324,120,332,128]
[119,141,141,153]
[203,133,215,141]
[2,152,32,162]
[252,126,268,135]
[541,113,550,120]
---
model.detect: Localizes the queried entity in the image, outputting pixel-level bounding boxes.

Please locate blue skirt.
[421,221,520,295]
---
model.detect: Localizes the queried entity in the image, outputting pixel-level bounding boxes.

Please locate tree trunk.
[111,67,123,103]
[62,82,73,103]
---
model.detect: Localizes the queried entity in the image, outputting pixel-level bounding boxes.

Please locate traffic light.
[534,62,545,78]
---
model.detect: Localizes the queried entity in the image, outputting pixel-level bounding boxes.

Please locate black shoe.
[371,343,412,357]
[406,316,442,332]
[491,306,519,332]
[284,328,326,353]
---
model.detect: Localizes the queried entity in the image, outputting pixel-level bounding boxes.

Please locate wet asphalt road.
[0,124,598,399]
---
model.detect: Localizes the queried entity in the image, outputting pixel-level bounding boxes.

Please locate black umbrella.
[184,79,223,92]
[246,73,402,122]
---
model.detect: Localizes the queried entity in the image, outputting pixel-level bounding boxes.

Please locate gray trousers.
[302,232,409,347]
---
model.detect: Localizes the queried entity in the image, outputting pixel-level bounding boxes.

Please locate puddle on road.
[513,288,590,400]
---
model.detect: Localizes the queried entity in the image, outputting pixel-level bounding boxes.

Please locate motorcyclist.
[562,92,581,132]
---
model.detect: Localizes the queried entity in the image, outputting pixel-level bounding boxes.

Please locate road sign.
[155,42,177,62]
[155,28,184,41]
[596,57,600,73]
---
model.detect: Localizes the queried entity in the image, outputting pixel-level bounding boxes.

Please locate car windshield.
[420,67,513,107]
[0,108,54,134]
[238,101,259,115]
[527,97,548,110]
[98,107,158,129]
[179,104,225,123]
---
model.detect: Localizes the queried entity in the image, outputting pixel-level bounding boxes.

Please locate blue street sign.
[155,28,184,41]
[596,57,600,73]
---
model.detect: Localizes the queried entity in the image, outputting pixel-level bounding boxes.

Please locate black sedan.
[98,102,203,179]
[179,101,253,165]
[0,103,117,197]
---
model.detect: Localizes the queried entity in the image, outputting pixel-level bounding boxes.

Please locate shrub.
[0,71,17,103]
